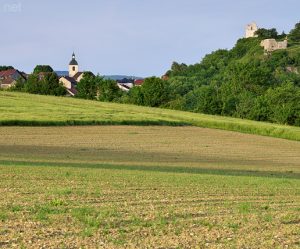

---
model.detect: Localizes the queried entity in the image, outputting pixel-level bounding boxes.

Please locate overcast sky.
[0,0,299,76]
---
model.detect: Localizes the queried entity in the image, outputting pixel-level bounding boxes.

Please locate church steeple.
[69,52,79,77]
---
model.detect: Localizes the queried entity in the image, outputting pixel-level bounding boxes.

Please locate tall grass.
[0,91,299,141]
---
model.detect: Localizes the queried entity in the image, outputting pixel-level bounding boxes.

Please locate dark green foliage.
[184,85,221,114]
[264,82,300,125]
[0,66,14,72]
[98,78,123,102]
[288,22,300,43]
[76,73,98,100]
[129,77,170,107]
[24,73,66,96]
[33,65,54,74]
[11,77,26,92]
[76,73,123,101]
[230,38,261,59]
[128,86,144,105]
[255,28,278,39]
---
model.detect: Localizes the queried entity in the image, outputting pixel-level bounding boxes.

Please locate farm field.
[0,91,300,141]
[0,126,299,248]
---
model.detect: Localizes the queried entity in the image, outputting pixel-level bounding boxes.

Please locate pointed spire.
[69,52,78,66]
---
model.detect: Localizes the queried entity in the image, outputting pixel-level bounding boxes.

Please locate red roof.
[134,79,144,85]
[0,69,18,77]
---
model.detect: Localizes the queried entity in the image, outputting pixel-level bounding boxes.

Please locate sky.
[0,0,299,77]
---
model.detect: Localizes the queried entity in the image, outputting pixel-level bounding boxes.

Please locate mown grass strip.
[1,160,299,179]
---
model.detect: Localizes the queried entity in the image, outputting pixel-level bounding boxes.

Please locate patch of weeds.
[91,189,102,198]
[195,219,214,230]
[155,215,169,228]
[281,214,300,225]
[50,199,67,207]
[238,202,252,214]
[0,211,8,222]
[81,227,95,237]
[35,208,50,221]
[55,188,72,196]
[112,230,127,246]
[227,222,240,231]
[65,172,71,177]
[9,204,23,213]
[261,205,270,211]
[20,244,27,249]
[174,226,183,236]
[30,202,67,222]
[263,213,273,223]
[72,207,103,236]
[130,216,144,227]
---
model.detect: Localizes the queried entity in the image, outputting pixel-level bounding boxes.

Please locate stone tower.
[69,52,79,77]
[245,22,258,38]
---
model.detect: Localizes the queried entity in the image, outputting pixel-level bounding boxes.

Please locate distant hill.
[103,75,144,80]
[55,71,68,77]
[55,71,143,80]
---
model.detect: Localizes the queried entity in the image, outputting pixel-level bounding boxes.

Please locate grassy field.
[0,126,299,248]
[0,91,300,141]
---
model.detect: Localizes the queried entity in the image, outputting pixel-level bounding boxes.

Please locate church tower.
[69,52,79,77]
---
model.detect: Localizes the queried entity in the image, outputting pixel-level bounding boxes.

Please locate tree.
[11,77,26,92]
[76,72,98,100]
[98,78,123,102]
[24,74,40,94]
[24,72,65,96]
[288,22,300,42]
[33,65,54,74]
[255,28,278,39]
[184,85,221,114]
[264,82,300,125]
[41,72,66,96]
[128,86,144,105]
[0,66,14,72]
[167,62,188,77]
[140,77,170,107]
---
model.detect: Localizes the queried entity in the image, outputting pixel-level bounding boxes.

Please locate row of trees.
[0,66,14,72]
[12,65,66,96]
[254,22,300,44]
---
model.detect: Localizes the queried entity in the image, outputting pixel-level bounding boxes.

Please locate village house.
[59,53,85,96]
[116,78,134,92]
[116,78,144,91]
[134,79,144,86]
[0,69,26,89]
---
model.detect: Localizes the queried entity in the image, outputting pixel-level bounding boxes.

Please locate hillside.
[162,24,300,127]
[0,91,299,141]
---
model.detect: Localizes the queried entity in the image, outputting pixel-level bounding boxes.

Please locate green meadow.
[0,91,299,141]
